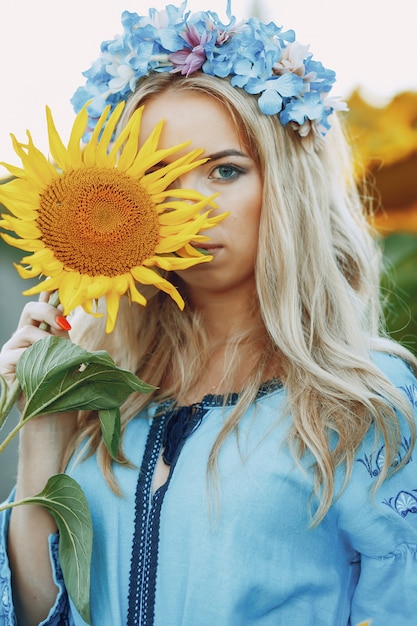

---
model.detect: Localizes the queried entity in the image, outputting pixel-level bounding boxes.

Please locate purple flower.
[168,24,212,75]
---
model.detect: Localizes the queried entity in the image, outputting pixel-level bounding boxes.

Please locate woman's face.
[139,90,263,301]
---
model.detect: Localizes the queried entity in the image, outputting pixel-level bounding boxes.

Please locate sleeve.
[0,491,73,626]
[350,544,417,625]
[340,354,417,626]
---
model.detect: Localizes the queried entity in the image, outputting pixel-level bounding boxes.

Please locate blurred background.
[0,0,416,498]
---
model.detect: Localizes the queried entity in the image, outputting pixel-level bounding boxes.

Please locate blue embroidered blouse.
[1,351,417,625]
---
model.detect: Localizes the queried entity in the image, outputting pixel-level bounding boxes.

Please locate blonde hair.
[69,72,416,523]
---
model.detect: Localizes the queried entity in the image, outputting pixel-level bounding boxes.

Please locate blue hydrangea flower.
[245,73,304,116]
[280,91,326,126]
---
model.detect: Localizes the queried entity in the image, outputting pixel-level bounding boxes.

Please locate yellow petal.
[0,215,41,239]
[20,246,57,266]
[158,210,213,242]
[155,227,211,254]
[157,196,217,224]
[46,106,69,171]
[134,118,164,163]
[84,275,113,300]
[0,219,11,231]
[126,275,147,307]
[130,265,184,310]
[38,257,64,275]
[116,106,144,172]
[105,290,122,333]
[1,232,44,252]
[22,274,62,297]
[155,237,190,254]
[160,198,218,229]
[144,158,208,195]
[0,176,39,199]
[113,274,130,295]
[205,212,229,227]
[0,160,27,179]
[143,254,212,270]
[157,205,200,225]
[108,105,144,165]
[57,271,85,314]
[95,101,126,168]
[12,133,57,190]
[14,264,42,279]
[82,105,112,167]
[151,188,213,204]
[66,106,89,168]
[130,265,158,284]
[128,144,204,181]
[175,243,209,258]
[153,276,184,310]
[81,300,104,318]
[0,192,39,220]
[16,254,63,280]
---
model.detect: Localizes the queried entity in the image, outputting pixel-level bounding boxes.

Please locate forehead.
[138,90,244,156]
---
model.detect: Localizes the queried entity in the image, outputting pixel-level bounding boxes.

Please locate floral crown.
[71,1,347,150]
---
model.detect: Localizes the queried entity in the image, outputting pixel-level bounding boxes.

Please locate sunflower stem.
[0,414,25,454]
[39,290,61,331]
[0,376,7,414]
[0,379,22,433]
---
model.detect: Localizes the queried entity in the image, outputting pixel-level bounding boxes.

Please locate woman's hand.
[0,293,71,389]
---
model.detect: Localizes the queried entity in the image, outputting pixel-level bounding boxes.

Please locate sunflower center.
[37,167,160,276]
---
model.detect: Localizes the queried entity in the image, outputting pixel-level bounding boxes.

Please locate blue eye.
[210,164,245,181]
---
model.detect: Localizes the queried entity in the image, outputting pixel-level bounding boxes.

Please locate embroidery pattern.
[399,383,417,407]
[127,404,209,625]
[383,489,417,518]
[357,437,412,477]
[127,415,167,625]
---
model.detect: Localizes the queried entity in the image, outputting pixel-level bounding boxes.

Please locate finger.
[18,301,71,333]
[0,328,43,385]
[3,324,55,351]
[0,346,26,373]
[39,291,52,304]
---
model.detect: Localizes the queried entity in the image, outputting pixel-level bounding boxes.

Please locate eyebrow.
[206,149,249,161]
[151,149,250,171]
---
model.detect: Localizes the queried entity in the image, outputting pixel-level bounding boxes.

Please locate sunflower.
[0,102,225,332]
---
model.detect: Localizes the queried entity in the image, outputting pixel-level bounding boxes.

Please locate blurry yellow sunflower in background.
[0,102,224,332]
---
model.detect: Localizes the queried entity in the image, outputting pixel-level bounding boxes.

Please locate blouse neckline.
[153,378,283,414]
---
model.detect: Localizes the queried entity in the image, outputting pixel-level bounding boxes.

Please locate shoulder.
[335,351,417,549]
[371,350,417,406]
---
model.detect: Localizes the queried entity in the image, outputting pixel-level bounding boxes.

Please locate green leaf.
[98,407,121,459]
[11,474,93,624]
[16,336,155,422]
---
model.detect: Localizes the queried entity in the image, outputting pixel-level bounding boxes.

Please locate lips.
[193,243,223,255]
[199,244,221,250]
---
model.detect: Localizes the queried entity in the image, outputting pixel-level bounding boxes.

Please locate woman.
[1,4,417,625]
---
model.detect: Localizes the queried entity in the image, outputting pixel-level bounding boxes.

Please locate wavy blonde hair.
[69,72,416,524]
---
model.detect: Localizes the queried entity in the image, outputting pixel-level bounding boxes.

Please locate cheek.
[242,196,262,243]
[231,205,261,260]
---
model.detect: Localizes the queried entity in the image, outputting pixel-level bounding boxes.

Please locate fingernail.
[56,315,72,331]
